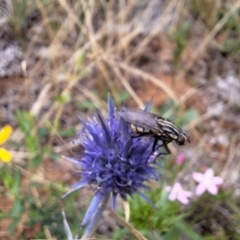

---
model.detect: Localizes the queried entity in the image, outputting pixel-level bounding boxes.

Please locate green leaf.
[38,127,50,138]
[58,128,76,137]
[26,135,39,152]
[76,52,86,67]
[1,167,22,197]
[179,109,199,126]
[11,170,22,196]
[77,100,97,110]
[56,93,71,104]
[160,100,176,116]
[9,199,23,217]
[175,220,204,240]
[161,225,181,240]
[115,91,130,104]
[15,111,34,133]
[31,153,43,168]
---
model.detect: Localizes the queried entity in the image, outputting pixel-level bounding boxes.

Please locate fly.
[118,105,190,155]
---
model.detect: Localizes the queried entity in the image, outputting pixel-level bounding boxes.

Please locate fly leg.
[151,137,158,152]
[156,141,171,156]
[145,137,159,162]
[148,140,171,162]
[129,132,171,160]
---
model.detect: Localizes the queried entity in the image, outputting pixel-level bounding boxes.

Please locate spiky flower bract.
[62,95,166,238]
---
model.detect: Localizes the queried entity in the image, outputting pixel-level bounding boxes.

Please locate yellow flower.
[0,125,13,163]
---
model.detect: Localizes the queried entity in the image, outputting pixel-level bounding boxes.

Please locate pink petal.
[213,176,223,185]
[178,196,190,205]
[192,172,204,182]
[207,184,218,195]
[178,192,192,205]
[168,183,181,201]
[205,168,214,178]
[184,191,193,198]
[195,183,206,196]
[168,189,177,201]
[169,190,177,201]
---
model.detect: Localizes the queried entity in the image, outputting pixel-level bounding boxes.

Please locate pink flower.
[176,153,185,165]
[166,182,193,205]
[192,168,223,196]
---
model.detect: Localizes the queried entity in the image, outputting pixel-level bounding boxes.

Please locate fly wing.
[118,106,162,132]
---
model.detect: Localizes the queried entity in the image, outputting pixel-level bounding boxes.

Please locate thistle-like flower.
[62,95,167,238]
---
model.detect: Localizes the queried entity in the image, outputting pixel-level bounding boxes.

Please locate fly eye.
[178,134,186,145]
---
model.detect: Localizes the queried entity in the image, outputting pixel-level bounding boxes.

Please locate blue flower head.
[62,95,166,238]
